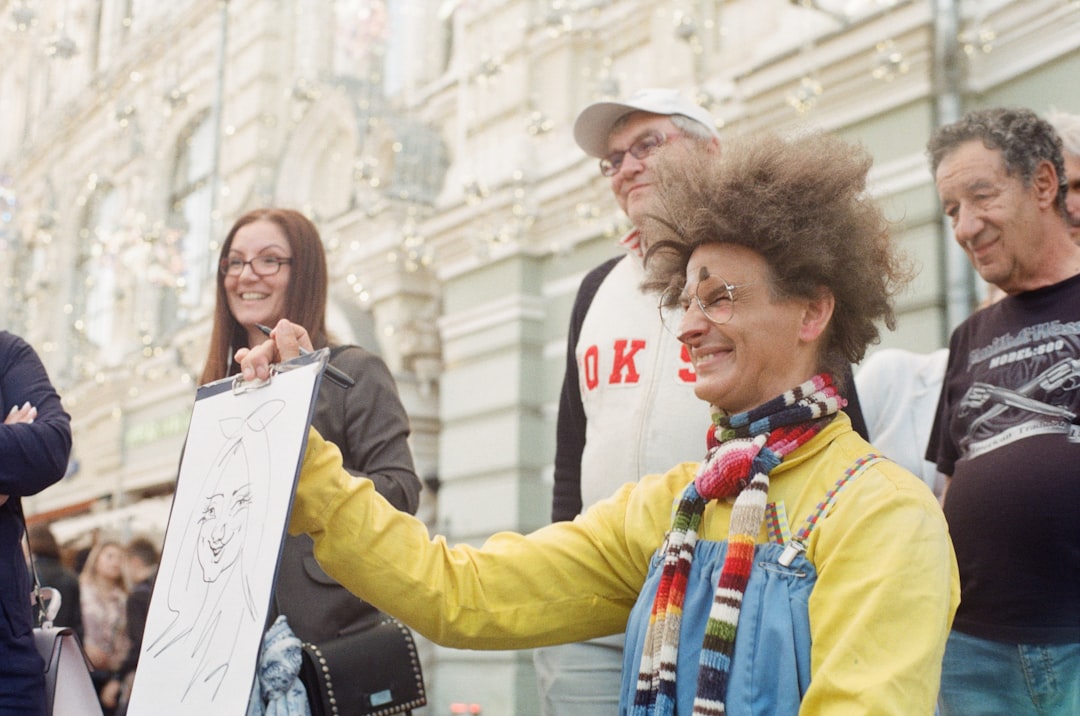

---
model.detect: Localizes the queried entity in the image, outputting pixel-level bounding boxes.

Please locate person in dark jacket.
[0,331,73,716]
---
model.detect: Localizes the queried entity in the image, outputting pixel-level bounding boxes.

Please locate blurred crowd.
[25,524,161,716]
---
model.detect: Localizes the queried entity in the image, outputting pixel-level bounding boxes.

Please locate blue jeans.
[939,629,1080,716]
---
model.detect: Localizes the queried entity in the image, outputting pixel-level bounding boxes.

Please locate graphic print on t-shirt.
[956,321,1080,460]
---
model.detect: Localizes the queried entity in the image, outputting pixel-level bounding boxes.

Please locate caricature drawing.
[146,399,284,702]
[125,355,326,716]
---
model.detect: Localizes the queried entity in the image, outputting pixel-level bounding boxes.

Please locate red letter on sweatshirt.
[678,344,696,383]
[583,345,600,390]
[609,339,645,384]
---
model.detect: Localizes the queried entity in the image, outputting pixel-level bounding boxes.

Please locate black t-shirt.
[927,273,1080,644]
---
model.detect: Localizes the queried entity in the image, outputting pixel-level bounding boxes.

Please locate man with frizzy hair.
[538,90,870,714]
[242,130,957,715]
[926,107,1080,715]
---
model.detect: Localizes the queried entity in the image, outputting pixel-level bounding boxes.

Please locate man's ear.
[1032,159,1061,210]
[799,288,835,343]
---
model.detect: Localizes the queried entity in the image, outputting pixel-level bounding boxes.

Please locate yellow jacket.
[290,413,959,713]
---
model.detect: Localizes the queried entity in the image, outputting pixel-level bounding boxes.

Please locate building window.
[166,113,214,326]
[78,185,120,359]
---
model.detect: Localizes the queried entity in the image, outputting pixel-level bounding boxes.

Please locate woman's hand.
[4,401,36,425]
[235,319,314,382]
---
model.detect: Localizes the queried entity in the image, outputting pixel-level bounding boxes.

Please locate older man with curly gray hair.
[927,106,1080,716]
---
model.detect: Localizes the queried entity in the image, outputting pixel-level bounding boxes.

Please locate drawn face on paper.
[196,444,253,583]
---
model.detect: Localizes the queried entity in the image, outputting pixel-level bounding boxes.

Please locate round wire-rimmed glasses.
[658,276,748,336]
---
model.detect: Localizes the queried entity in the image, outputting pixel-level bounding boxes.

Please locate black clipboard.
[127,349,329,715]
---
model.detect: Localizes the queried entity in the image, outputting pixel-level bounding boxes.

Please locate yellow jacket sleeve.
[290,427,677,648]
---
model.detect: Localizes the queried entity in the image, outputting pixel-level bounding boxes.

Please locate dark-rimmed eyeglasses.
[219,255,293,277]
[658,276,750,335]
[599,130,675,177]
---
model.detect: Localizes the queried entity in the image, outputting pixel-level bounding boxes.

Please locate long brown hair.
[200,208,330,385]
[79,539,128,594]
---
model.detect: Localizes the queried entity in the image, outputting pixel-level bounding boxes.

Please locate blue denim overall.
[619,455,882,715]
[620,541,814,715]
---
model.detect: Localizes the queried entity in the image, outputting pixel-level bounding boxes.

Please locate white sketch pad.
[126,350,327,715]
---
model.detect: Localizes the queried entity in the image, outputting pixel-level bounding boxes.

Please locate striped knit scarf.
[632,373,844,716]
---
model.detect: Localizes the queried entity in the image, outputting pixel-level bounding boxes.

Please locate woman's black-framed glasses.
[219,256,293,277]
[599,130,673,177]
[658,276,745,335]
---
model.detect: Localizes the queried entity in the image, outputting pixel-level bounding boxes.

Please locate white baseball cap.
[573,88,720,158]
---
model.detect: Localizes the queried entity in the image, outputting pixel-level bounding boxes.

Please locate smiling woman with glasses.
[204,208,329,366]
[198,207,423,714]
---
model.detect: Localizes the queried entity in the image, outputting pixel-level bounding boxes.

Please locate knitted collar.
[632,373,845,716]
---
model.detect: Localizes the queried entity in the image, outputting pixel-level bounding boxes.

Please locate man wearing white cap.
[535,89,724,715]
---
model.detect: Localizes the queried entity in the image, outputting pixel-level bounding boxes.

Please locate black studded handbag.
[299,614,426,716]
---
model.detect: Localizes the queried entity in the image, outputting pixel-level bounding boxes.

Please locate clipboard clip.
[197,348,330,398]
[231,348,330,395]
[232,368,276,395]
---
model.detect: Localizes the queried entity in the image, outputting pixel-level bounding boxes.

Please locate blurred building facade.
[1,0,1078,712]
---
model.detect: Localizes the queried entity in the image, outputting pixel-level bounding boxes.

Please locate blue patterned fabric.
[246,615,310,716]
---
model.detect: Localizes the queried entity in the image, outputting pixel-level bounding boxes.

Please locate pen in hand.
[255,323,356,388]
